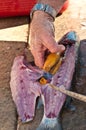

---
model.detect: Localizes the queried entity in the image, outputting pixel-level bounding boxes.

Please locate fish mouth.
[39,32,79,121]
[37,31,77,85]
[10,31,79,124]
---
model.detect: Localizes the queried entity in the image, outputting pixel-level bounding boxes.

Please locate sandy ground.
[0,0,86,130]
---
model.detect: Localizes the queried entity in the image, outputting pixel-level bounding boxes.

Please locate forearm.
[37,0,67,13]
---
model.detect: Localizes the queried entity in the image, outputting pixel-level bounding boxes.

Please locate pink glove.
[29,11,65,68]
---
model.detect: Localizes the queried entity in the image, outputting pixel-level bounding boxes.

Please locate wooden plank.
[0,24,28,42]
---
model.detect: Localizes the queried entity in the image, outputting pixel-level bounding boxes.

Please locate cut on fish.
[10,31,79,130]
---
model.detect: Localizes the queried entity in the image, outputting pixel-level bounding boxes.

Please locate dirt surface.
[0,0,86,130]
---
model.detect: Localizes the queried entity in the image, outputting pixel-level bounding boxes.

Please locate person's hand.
[29,11,65,68]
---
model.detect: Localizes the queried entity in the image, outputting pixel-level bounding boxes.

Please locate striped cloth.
[0,0,36,17]
[0,0,68,17]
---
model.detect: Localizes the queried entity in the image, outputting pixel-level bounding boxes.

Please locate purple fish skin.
[10,31,79,129]
[36,31,79,130]
[10,56,41,122]
[42,44,76,118]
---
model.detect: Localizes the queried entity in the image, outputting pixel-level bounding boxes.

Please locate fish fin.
[36,115,63,130]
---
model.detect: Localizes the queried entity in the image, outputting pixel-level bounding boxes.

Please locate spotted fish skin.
[10,56,42,122]
[10,31,79,129]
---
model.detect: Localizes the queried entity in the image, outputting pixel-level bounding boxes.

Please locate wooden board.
[0,24,28,42]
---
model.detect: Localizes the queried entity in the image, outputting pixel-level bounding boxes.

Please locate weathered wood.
[0,24,28,42]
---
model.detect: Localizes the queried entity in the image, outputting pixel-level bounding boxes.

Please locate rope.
[49,84,86,102]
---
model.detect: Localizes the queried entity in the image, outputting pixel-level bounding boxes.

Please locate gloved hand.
[29,11,65,68]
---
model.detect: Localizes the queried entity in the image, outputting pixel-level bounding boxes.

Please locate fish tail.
[36,115,63,130]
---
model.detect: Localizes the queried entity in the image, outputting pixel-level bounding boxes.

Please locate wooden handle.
[49,84,86,102]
